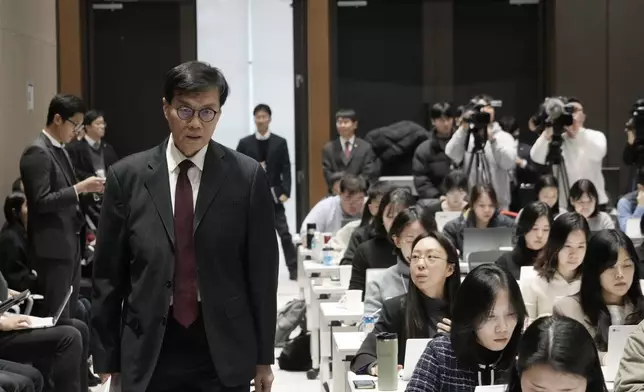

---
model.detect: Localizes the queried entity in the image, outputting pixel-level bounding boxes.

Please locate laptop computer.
[401,338,431,381]
[25,286,73,329]
[604,325,638,382]
[463,228,514,260]
[435,211,461,232]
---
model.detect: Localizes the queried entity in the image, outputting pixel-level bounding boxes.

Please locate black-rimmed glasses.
[66,119,84,133]
[175,105,218,123]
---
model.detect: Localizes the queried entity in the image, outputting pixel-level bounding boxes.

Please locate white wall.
[197,0,297,233]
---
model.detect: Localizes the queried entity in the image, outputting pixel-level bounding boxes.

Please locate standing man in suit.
[91,61,279,392]
[237,104,297,280]
[322,109,378,194]
[19,94,105,318]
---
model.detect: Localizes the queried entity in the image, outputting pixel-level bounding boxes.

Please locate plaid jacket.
[405,335,507,392]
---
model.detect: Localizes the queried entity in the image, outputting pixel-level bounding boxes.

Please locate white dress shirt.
[166,137,208,212]
[255,130,271,141]
[42,129,63,148]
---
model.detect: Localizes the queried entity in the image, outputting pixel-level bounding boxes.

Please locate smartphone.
[353,380,376,389]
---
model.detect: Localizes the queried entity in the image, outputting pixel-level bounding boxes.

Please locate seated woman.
[0,272,85,392]
[337,181,392,264]
[615,319,644,392]
[522,212,589,323]
[363,206,435,316]
[535,174,561,216]
[350,231,460,375]
[419,170,468,216]
[569,179,614,231]
[443,183,514,254]
[554,229,644,365]
[0,192,37,292]
[348,188,416,294]
[496,201,552,280]
[507,315,607,392]
[406,264,526,391]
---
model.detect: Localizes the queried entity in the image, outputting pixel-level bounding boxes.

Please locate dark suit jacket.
[91,138,279,391]
[322,137,377,191]
[0,223,36,292]
[236,133,291,199]
[19,133,84,261]
[66,137,119,180]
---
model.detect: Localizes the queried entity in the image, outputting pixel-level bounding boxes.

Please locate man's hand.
[0,315,31,331]
[437,318,452,334]
[260,161,267,171]
[8,289,20,297]
[515,158,527,169]
[75,176,105,194]
[98,373,119,384]
[254,365,274,392]
[279,194,289,203]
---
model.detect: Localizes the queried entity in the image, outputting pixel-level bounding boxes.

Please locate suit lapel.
[335,139,349,166]
[41,134,74,186]
[194,140,228,232]
[144,141,175,247]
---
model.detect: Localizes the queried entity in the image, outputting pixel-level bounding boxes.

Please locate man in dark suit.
[91,61,279,392]
[236,104,297,280]
[19,94,105,319]
[66,109,119,227]
[322,109,378,194]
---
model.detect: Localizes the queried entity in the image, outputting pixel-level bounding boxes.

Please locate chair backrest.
[467,250,510,270]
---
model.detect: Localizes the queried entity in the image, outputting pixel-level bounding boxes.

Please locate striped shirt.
[405,335,507,392]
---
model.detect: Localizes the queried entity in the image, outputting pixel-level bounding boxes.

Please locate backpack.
[275,299,307,348]
[277,331,312,371]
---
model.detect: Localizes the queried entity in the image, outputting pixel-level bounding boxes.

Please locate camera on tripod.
[464,100,492,152]
[543,97,574,164]
[625,99,644,165]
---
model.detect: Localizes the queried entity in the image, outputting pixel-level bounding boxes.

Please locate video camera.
[626,99,644,140]
[463,98,493,152]
[543,97,574,165]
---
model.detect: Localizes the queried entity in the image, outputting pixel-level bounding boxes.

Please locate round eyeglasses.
[175,105,218,123]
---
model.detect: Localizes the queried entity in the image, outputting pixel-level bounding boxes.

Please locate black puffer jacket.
[412,129,455,199]
[364,121,429,176]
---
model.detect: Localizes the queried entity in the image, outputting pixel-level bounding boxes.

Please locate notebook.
[401,338,431,381]
[24,286,73,329]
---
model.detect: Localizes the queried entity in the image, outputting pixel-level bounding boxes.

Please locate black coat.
[91,139,279,391]
[236,133,292,199]
[348,236,397,296]
[0,224,36,292]
[65,138,119,181]
[365,121,429,176]
[412,130,454,199]
[350,294,449,374]
[494,240,539,280]
[339,225,373,266]
[322,137,378,191]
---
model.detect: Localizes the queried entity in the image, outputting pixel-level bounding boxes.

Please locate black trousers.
[274,204,296,273]
[0,359,43,392]
[0,324,83,392]
[34,240,81,320]
[146,308,247,392]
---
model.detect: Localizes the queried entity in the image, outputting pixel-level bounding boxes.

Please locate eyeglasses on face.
[175,105,218,123]
[66,119,84,133]
[410,254,447,264]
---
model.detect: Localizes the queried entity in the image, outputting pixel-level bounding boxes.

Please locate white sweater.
[530,128,607,206]
[521,271,581,322]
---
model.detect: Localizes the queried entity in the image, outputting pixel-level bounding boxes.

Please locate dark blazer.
[350,294,448,374]
[0,224,36,292]
[65,137,119,180]
[91,138,279,392]
[19,133,84,261]
[322,137,378,191]
[236,133,291,199]
[348,236,398,296]
[412,130,454,199]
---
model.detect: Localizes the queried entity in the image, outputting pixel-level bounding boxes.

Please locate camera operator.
[445,95,516,210]
[622,99,644,190]
[530,97,608,210]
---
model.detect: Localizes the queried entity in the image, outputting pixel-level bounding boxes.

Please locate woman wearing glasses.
[351,232,460,376]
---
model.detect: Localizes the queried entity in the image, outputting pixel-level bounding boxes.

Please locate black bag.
[277,331,312,371]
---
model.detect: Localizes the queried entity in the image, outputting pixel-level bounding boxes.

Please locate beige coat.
[615,320,644,392]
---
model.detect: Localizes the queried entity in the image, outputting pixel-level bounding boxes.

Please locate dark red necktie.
[173,159,198,327]
[344,141,352,159]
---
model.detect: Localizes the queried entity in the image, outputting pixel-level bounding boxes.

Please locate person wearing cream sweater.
[520,212,589,322]
[554,229,644,365]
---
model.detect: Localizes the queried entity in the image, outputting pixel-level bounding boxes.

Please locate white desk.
[333,332,366,392]
[347,371,408,392]
[319,302,364,390]
[298,247,341,293]
[308,279,349,378]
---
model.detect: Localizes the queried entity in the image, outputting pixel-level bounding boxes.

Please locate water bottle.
[322,246,334,266]
[360,315,375,335]
[376,332,399,391]
[305,223,317,249]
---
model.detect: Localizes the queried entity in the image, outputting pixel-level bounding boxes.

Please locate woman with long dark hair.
[507,315,607,392]
[496,202,552,280]
[569,179,614,231]
[351,231,460,375]
[347,188,416,293]
[363,206,436,315]
[522,212,589,322]
[406,264,526,391]
[443,183,514,254]
[554,230,644,364]
[535,174,560,215]
[0,192,36,292]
